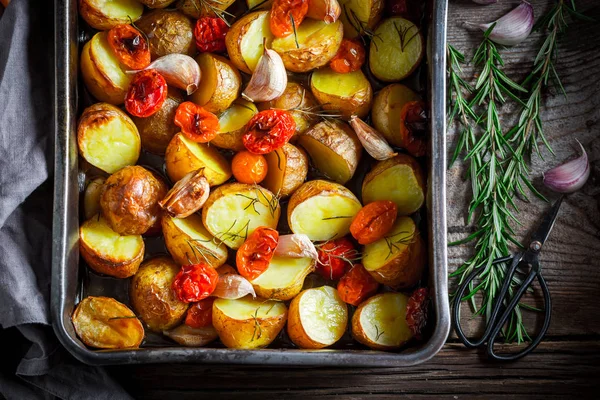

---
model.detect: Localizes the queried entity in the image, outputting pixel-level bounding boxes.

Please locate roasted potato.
[138,0,177,8]
[287,286,348,349]
[338,0,383,38]
[79,0,144,31]
[79,215,144,278]
[212,296,288,349]
[72,296,144,349]
[212,99,258,151]
[190,52,242,114]
[132,88,184,155]
[163,324,219,347]
[225,11,274,74]
[178,0,236,19]
[136,10,195,59]
[352,292,412,350]
[272,19,343,73]
[262,143,308,198]
[202,183,281,249]
[80,32,132,105]
[310,67,372,119]
[296,120,362,184]
[100,166,168,235]
[361,216,425,288]
[83,177,105,220]
[165,133,232,186]
[288,180,361,241]
[307,0,341,23]
[162,213,229,268]
[369,17,424,82]
[258,82,318,136]
[130,256,190,332]
[362,154,425,215]
[371,84,421,146]
[246,0,272,9]
[250,256,315,301]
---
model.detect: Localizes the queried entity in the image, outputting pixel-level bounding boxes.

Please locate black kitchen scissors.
[452,195,564,361]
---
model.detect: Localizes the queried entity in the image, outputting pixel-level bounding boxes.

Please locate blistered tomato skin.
[194,17,229,53]
[185,298,216,328]
[350,201,398,245]
[337,264,379,306]
[316,237,356,281]
[242,110,296,155]
[172,263,219,303]
[270,0,309,38]
[329,39,366,74]
[125,70,168,118]
[236,227,279,281]
[406,287,429,339]
[107,24,151,70]
[174,101,220,143]
[231,151,268,184]
[400,100,428,158]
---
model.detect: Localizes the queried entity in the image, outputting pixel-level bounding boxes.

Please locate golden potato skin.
[72,296,144,349]
[130,256,190,332]
[79,0,144,31]
[258,82,318,135]
[225,11,272,74]
[136,10,196,59]
[310,69,373,119]
[371,84,420,146]
[190,53,242,114]
[263,143,309,198]
[178,0,236,19]
[100,166,168,235]
[287,292,324,350]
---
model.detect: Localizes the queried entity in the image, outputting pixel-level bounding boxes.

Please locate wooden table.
[109,1,600,397]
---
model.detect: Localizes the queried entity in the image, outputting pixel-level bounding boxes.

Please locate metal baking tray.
[52,0,449,366]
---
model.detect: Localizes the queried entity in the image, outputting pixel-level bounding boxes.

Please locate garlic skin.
[159,169,210,218]
[242,47,287,102]
[543,142,590,193]
[274,234,319,260]
[212,274,256,299]
[469,1,534,46]
[471,0,497,4]
[349,115,397,161]
[130,54,201,95]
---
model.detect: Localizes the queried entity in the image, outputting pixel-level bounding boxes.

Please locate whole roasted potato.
[138,0,177,8]
[130,256,190,332]
[79,0,143,31]
[135,10,195,59]
[257,82,318,136]
[100,166,168,235]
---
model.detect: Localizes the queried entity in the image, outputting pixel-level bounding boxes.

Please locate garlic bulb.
[242,46,287,102]
[349,115,397,160]
[212,274,256,299]
[274,234,319,260]
[130,54,201,95]
[543,141,590,193]
[468,1,534,46]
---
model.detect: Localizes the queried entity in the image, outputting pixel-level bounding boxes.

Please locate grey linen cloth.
[0,1,131,398]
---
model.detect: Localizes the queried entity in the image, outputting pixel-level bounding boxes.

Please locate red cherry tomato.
[174,102,220,143]
[337,264,379,306]
[236,227,279,281]
[194,17,229,53]
[349,201,398,245]
[172,263,219,303]
[125,70,168,118]
[231,151,268,184]
[107,24,151,70]
[329,39,366,74]
[387,0,421,22]
[406,287,429,339]
[316,237,356,280]
[242,110,296,155]
[270,0,309,38]
[399,100,427,157]
[184,297,215,328]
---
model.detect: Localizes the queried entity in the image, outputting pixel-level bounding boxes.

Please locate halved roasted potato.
[190,52,242,114]
[287,286,348,349]
[361,216,425,288]
[250,256,315,301]
[79,215,144,278]
[83,177,105,220]
[178,0,236,18]
[371,84,421,146]
[80,32,132,105]
[352,292,412,350]
[288,180,362,241]
[338,0,383,38]
[310,67,372,119]
[165,132,232,186]
[271,19,344,73]
[162,213,229,268]
[258,82,318,136]
[362,154,425,215]
[163,324,219,347]
[212,296,288,349]
[262,143,308,198]
[130,256,190,332]
[296,120,361,184]
[79,0,144,31]
[212,99,258,151]
[369,17,424,82]
[226,11,274,74]
[202,183,281,249]
[72,296,144,349]
[307,0,341,23]
[138,0,177,8]
[136,10,195,59]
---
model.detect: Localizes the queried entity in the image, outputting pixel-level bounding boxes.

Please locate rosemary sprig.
[290,14,300,49]
[191,0,235,26]
[374,325,385,341]
[393,22,420,52]
[343,5,380,50]
[383,231,415,260]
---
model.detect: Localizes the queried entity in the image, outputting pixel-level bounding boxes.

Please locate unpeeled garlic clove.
[129,54,201,95]
[212,274,256,299]
[159,169,210,218]
[306,0,342,24]
[274,234,319,260]
[543,141,590,193]
[242,46,287,103]
[349,115,397,161]
[467,1,533,46]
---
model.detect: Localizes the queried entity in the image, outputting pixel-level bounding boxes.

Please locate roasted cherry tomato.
[337,264,379,306]
[399,100,427,157]
[316,237,357,280]
[242,110,296,155]
[236,227,279,281]
[194,17,228,53]
[174,102,219,143]
[406,287,429,339]
[270,0,309,38]
[350,201,398,245]
[387,0,421,22]
[184,297,215,328]
[125,69,168,118]
[107,24,151,70]
[232,151,268,184]
[172,263,219,303]
[329,39,366,74]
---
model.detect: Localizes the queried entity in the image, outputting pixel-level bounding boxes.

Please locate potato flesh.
[92,0,143,18]
[363,164,424,215]
[290,194,361,241]
[272,19,340,51]
[251,256,313,289]
[180,134,231,181]
[360,293,410,347]
[241,12,273,72]
[299,286,347,345]
[339,0,372,38]
[84,178,105,220]
[171,215,228,264]
[80,217,143,261]
[311,68,370,98]
[92,32,131,90]
[299,136,352,184]
[215,297,286,320]
[219,100,257,132]
[362,216,415,272]
[372,84,420,145]
[192,53,217,106]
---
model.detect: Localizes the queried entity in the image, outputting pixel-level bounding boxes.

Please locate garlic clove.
[129,54,201,95]
[159,169,210,218]
[274,234,319,260]
[349,115,398,161]
[543,141,590,193]
[306,0,342,24]
[468,1,534,46]
[212,274,256,299]
[242,45,287,103]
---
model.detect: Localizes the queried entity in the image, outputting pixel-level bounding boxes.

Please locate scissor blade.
[529,195,564,246]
